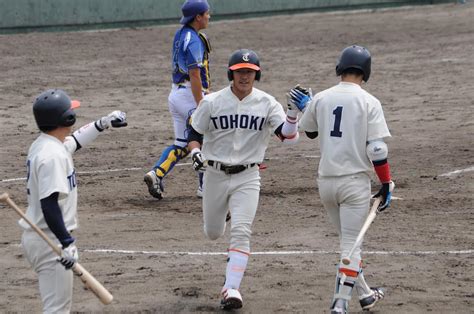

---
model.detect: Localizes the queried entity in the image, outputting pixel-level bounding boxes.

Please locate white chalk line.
[84,248,473,256]
[0,155,319,183]
[2,159,471,184]
[439,166,474,177]
[4,243,472,257]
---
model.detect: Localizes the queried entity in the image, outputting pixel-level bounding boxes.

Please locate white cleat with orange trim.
[221,288,243,310]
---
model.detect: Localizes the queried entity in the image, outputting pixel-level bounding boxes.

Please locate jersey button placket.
[231,101,243,164]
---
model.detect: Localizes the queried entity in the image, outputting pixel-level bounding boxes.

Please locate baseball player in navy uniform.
[144,0,211,199]
[20,89,127,313]
[295,45,395,313]
[187,49,304,310]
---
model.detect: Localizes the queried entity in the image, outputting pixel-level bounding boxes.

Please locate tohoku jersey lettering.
[210,114,265,131]
[299,82,391,177]
[191,86,286,165]
[19,133,79,231]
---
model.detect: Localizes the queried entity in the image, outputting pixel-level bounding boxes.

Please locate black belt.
[208,160,256,175]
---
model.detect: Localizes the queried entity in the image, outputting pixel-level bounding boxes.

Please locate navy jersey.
[172,25,211,92]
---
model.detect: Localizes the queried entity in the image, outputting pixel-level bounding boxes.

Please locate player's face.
[197,11,210,29]
[232,69,256,97]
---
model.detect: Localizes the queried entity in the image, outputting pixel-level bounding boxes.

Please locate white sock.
[333,265,358,302]
[223,250,249,290]
[356,270,373,299]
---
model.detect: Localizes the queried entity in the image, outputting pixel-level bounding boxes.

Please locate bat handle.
[1,192,61,255]
[340,197,382,266]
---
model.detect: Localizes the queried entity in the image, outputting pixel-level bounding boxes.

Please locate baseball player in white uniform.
[187,49,303,310]
[295,45,395,313]
[20,89,127,313]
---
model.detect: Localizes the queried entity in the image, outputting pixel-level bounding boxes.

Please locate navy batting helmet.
[336,45,371,82]
[227,49,261,81]
[33,89,80,131]
[180,0,209,25]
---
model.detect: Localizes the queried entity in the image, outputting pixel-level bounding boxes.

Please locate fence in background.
[0,0,453,33]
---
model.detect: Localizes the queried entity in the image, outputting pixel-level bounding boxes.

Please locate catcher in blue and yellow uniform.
[144,0,211,199]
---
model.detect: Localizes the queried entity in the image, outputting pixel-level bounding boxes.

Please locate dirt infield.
[0,3,473,313]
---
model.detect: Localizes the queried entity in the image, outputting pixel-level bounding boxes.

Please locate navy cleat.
[360,287,385,310]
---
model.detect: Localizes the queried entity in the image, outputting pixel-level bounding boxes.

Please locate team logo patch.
[242,53,250,62]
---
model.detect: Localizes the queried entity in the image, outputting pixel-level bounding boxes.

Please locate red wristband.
[373,160,391,183]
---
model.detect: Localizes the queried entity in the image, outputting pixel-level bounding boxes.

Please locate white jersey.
[19,133,79,231]
[299,82,391,177]
[191,86,286,165]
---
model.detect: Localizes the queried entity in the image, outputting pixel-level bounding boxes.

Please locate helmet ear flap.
[58,109,76,127]
[255,71,261,81]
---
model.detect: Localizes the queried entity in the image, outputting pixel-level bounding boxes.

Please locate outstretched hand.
[286,84,312,112]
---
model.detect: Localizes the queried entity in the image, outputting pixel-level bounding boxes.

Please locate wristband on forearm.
[373,159,391,183]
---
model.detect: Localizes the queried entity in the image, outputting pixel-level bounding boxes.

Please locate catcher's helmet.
[227,49,261,81]
[180,0,209,25]
[33,89,80,131]
[336,45,371,82]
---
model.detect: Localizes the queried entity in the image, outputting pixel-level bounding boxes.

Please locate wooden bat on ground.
[341,197,382,266]
[0,192,113,305]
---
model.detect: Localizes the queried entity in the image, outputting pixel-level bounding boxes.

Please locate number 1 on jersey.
[330,106,343,137]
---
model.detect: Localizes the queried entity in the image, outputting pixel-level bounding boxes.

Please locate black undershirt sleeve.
[40,192,75,248]
[187,126,204,145]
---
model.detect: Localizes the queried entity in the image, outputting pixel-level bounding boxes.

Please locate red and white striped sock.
[223,249,249,290]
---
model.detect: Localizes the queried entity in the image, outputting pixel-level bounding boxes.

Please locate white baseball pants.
[21,229,73,314]
[168,84,198,147]
[318,172,371,271]
[202,166,260,252]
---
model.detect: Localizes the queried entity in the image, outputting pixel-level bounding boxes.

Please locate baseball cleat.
[197,186,203,198]
[221,288,243,310]
[144,171,164,199]
[360,287,385,310]
[330,298,347,314]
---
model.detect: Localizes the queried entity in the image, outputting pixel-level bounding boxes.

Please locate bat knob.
[341,257,351,265]
[0,192,9,202]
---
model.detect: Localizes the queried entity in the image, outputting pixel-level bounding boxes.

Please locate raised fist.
[96,110,127,130]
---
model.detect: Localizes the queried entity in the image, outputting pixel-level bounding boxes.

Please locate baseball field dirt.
[0,3,472,313]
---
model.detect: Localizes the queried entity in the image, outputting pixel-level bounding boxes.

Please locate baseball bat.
[341,197,382,266]
[0,192,113,305]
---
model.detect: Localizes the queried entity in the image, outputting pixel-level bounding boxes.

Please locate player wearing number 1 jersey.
[297,45,395,313]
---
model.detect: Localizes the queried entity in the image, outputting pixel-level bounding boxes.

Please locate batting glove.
[287,84,312,112]
[373,181,395,211]
[96,110,127,131]
[191,148,206,172]
[57,242,79,270]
